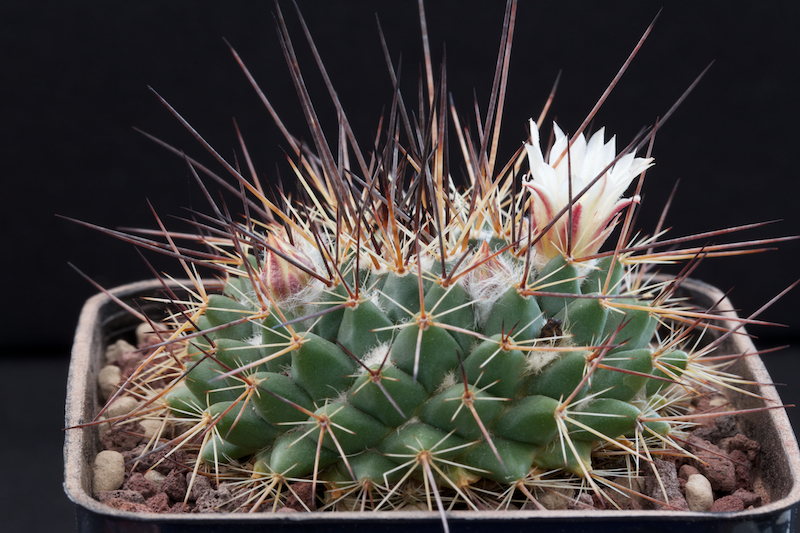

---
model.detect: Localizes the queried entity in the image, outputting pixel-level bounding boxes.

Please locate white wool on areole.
[244,332,263,348]
[272,276,327,324]
[361,341,393,372]
[461,248,521,329]
[367,288,387,313]
[396,416,421,432]
[332,389,350,405]
[435,370,459,395]
[526,349,562,375]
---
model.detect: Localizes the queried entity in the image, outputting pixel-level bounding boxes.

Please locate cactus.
[74,0,792,520]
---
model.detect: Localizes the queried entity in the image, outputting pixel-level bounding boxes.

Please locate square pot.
[64,278,800,532]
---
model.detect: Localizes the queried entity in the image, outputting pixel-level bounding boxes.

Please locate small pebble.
[97,415,110,439]
[105,339,135,365]
[106,396,139,419]
[714,415,739,439]
[139,419,163,438]
[93,450,126,494]
[729,449,753,490]
[729,433,761,462]
[685,474,714,511]
[144,470,167,490]
[709,397,729,408]
[98,365,121,401]
[136,322,165,347]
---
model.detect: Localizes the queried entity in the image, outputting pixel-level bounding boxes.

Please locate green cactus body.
[170,251,677,495]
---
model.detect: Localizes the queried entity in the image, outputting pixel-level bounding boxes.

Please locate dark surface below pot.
[63,279,800,533]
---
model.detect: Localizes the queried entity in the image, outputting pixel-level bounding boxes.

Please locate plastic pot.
[64,278,800,532]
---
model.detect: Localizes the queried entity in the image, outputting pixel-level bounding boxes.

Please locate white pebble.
[139,419,163,438]
[685,473,714,511]
[106,396,139,419]
[136,322,165,347]
[98,365,121,401]
[709,397,728,408]
[105,339,135,365]
[144,469,166,490]
[93,450,125,494]
[97,415,110,439]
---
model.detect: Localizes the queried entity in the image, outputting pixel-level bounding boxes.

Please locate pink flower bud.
[259,232,316,302]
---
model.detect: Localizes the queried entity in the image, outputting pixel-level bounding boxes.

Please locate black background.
[3,1,800,531]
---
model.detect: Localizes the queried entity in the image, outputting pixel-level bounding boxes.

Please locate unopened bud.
[260,233,316,302]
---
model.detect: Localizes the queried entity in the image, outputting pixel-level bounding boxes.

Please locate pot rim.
[64,278,800,522]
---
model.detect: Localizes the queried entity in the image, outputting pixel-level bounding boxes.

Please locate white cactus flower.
[523,119,653,262]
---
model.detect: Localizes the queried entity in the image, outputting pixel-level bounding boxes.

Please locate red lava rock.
[194,485,235,513]
[103,497,149,513]
[690,426,720,443]
[710,495,745,512]
[123,473,158,500]
[729,449,753,490]
[600,481,643,511]
[678,464,701,481]
[645,459,689,511]
[96,490,146,505]
[225,484,249,511]
[117,350,148,378]
[692,415,738,445]
[187,472,213,501]
[147,492,171,513]
[626,499,643,511]
[717,437,734,453]
[162,469,188,502]
[714,415,739,439]
[102,422,145,452]
[728,433,760,462]
[567,493,594,510]
[122,444,189,476]
[733,488,761,508]
[284,482,317,511]
[689,436,736,493]
[168,501,194,513]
